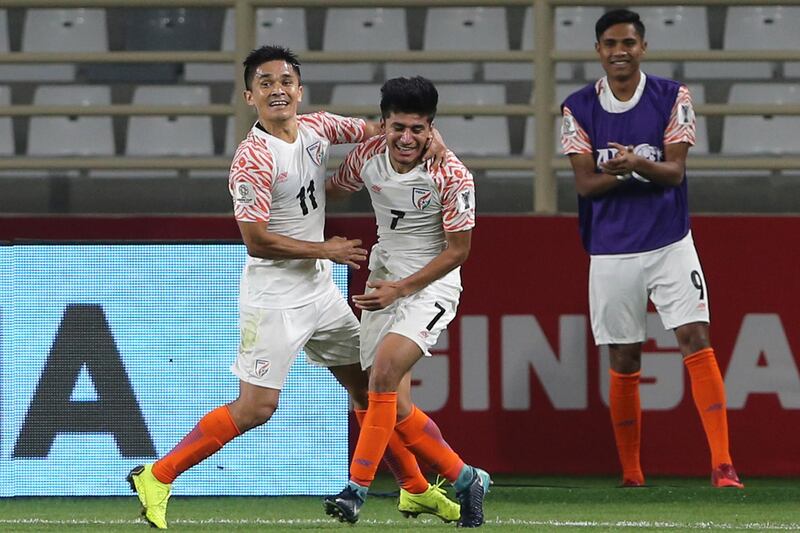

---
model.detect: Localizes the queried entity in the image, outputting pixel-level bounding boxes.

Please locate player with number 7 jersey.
[324,77,490,529]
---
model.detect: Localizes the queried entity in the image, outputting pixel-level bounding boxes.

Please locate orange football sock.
[355,410,429,494]
[684,347,733,467]
[350,392,397,487]
[394,405,465,483]
[609,369,644,484]
[152,405,241,484]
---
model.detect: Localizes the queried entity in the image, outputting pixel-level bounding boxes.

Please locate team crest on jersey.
[235,182,255,206]
[412,187,432,210]
[306,141,324,167]
[254,359,271,378]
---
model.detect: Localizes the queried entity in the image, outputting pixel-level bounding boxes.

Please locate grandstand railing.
[1,0,799,213]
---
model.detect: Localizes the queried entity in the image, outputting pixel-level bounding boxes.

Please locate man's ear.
[243,90,254,106]
[297,85,304,104]
[379,118,386,133]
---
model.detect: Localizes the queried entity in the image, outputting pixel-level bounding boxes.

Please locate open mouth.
[269,100,290,108]
[396,145,417,155]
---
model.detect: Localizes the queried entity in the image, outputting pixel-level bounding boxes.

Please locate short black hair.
[243,45,301,90]
[379,76,438,122]
[595,9,646,42]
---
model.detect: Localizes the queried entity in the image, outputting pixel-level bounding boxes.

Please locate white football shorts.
[231,280,360,389]
[589,231,710,345]
[359,267,461,370]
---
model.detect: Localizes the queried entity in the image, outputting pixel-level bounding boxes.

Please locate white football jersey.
[329,136,476,278]
[229,112,366,308]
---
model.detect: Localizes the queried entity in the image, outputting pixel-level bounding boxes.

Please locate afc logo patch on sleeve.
[235,182,256,206]
[678,102,694,125]
[562,115,577,137]
[457,188,475,213]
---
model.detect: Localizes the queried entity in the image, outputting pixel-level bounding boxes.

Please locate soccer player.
[127,46,458,529]
[561,9,743,489]
[322,76,490,528]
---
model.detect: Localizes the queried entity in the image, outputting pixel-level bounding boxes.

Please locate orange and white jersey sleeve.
[560,105,593,155]
[664,85,696,146]
[329,135,386,193]
[433,153,476,233]
[298,111,368,145]
[228,135,274,223]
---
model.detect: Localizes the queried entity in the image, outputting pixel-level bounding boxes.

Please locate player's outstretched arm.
[238,221,367,268]
[352,230,471,311]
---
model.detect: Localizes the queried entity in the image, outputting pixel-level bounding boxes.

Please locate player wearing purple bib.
[561,9,742,489]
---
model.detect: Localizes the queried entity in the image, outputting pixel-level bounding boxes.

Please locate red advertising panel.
[1,215,798,476]
[329,216,800,477]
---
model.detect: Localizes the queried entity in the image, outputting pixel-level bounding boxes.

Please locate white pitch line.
[0,517,798,530]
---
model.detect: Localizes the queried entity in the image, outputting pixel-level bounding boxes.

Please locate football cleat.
[456,467,491,528]
[323,485,364,524]
[711,463,744,489]
[127,464,171,529]
[398,478,460,523]
[621,477,645,487]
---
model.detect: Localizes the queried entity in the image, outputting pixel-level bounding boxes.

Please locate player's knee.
[236,400,278,431]
[368,365,400,393]
[348,387,368,410]
[675,323,710,355]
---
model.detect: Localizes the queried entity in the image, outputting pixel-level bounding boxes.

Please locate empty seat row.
[4,83,796,159]
[2,7,800,83]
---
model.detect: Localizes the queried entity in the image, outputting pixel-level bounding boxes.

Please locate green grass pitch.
[0,475,798,532]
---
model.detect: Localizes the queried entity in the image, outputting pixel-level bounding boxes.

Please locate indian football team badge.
[235,182,255,206]
[306,140,324,167]
[254,359,271,378]
[412,187,432,210]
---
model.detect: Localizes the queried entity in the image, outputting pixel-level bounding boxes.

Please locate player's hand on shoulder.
[323,236,367,269]
[422,127,447,172]
[352,280,402,311]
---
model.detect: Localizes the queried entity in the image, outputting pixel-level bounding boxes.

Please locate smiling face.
[595,23,646,82]
[244,59,303,127]
[381,112,432,173]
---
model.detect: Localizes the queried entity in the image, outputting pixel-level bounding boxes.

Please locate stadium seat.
[0,86,14,155]
[0,9,8,53]
[785,63,800,78]
[423,8,506,81]
[185,8,308,83]
[105,8,220,83]
[28,85,114,156]
[486,7,603,82]
[685,7,800,79]
[722,83,800,155]
[434,84,510,156]
[8,8,108,81]
[326,84,382,159]
[126,86,214,157]
[23,8,108,52]
[629,6,709,80]
[305,8,407,82]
